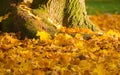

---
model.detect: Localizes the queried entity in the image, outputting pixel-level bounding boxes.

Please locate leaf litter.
[0,14,120,75]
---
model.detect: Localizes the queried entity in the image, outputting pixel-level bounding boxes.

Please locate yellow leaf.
[0,12,10,22]
[108,63,117,70]
[93,64,106,75]
[54,33,72,46]
[0,17,3,22]
[36,31,51,42]
[75,33,83,40]
[3,13,10,20]
[106,30,116,36]
[75,41,83,48]
[65,33,72,39]
[89,52,97,60]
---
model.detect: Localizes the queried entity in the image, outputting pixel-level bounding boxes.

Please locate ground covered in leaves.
[0,14,120,75]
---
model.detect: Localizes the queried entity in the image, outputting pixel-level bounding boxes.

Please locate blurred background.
[86,0,120,15]
[85,0,120,32]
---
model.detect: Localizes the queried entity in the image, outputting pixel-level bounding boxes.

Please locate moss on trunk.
[63,0,97,30]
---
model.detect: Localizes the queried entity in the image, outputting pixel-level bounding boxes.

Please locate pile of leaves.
[0,14,120,75]
[90,14,120,32]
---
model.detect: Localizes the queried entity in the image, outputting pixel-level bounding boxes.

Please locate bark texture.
[63,0,97,30]
[0,0,100,38]
[32,0,99,31]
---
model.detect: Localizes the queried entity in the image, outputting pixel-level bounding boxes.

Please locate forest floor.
[0,14,120,75]
[0,1,120,74]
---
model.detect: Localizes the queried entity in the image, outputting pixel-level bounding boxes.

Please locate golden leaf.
[36,31,51,42]
[93,64,107,75]
[54,33,72,46]
[75,41,83,48]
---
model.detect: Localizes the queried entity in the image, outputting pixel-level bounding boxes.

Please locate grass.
[86,0,120,15]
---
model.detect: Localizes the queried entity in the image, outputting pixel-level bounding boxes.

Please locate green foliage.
[21,21,38,39]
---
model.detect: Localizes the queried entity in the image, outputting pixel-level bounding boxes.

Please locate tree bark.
[31,0,100,30]
[0,0,100,38]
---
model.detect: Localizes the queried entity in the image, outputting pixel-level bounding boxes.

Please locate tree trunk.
[31,0,100,30]
[0,0,100,38]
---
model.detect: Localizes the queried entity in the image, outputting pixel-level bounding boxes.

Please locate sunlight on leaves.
[36,31,51,42]
[0,14,120,74]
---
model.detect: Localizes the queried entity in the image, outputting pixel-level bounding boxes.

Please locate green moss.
[62,0,100,31]
[21,21,38,38]
[31,8,57,36]
[63,0,86,27]
[31,7,47,16]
